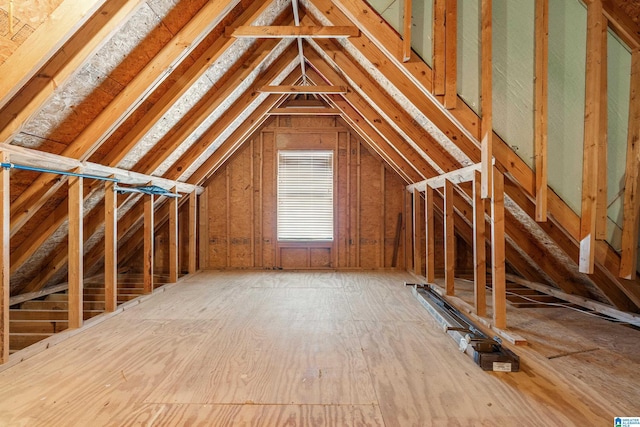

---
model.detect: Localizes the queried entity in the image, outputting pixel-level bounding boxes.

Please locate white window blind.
[277,150,334,241]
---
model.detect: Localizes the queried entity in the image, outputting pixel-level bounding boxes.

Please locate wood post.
[425,186,435,282]
[481,0,493,199]
[433,0,446,95]
[491,166,506,329]
[620,49,640,279]
[444,0,457,109]
[68,173,83,329]
[188,191,198,274]
[444,179,455,295]
[412,188,423,276]
[0,154,8,363]
[198,187,209,270]
[473,171,487,316]
[144,193,154,294]
[596,16,609,240]
[579,0,605,274]
[534,0,548,221]
[169,187,179,283]
[402,0,412,62]
[104,179,117,312]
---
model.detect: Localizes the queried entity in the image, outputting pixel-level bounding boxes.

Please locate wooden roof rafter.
[131,36,292,175]
[13,46,301,291]
[308,0,640,310]
[6,0,248,240]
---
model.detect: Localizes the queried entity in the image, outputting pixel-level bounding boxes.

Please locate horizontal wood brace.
[0,143,203,195]
[227,25,359,38]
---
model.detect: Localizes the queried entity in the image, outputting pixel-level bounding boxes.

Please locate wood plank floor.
[0,271,637,426]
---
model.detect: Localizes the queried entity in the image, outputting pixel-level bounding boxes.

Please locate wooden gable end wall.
[199,115,407,270]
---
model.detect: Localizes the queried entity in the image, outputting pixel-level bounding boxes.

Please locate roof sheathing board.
[0,0,64,65]
[179,55,301,181]
[117,0,292,172]
[13,2,174,149]
[302,0,471,168]
[157,39,297,178]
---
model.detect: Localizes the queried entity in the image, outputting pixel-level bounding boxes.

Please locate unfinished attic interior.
[0,0,639,424]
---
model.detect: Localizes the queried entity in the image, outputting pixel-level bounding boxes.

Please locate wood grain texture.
[444,0,457,109]
[143,194,154,294]
[534,0,548,222]
[473,171,487,316]
[481,0,493,198]
[67,174,83,329]
[579,0,605,274]
[620,49,640,279]
[443,180,455,295]
[0,271,636,424]
[0,152,8,362]
[104,180,117,312]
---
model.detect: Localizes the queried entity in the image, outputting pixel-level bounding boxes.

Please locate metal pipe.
[0,162,119,182]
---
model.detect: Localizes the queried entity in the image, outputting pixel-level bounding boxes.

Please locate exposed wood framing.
[104,179,117,312]
[1,143,201,290]
[269,107,340,115]
[0,0,144,143]
[199,188,209,269]
[425,186,435,283]
[620,49,640,279]
[0,153,8,363]
[184,58,302,184]
[0,0,109,111]
[137,39,289,175]
[169,188,179,283]
[307,38,461,173]
[188,192,198,274]
[579,0,605,274]
[481,0,493,199]
[402,0,412,62]
[534,0,548,222]
[444,179,455,295]
[227,25,358,38]
[444,0,457,109]
[473,170,487,316]
[602,0,640,49]
[6,0,233,239]
[144,194,154,294]
[328,96,422,183]
[258,85,347,94]
[432,0,446,95]
[102,0,275,170]
[412,189,423,276]
[597,19,609,240]
[431,0,447,95]
[491,166,506,329]
[506,274,640,327]
[68,174,83,329]
[325,0,640,308]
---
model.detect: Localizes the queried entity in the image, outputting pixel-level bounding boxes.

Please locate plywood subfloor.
[0,271,637,426]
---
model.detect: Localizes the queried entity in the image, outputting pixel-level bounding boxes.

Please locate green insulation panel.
[411,0,433,66]
[547,0,587,215]
[605,30,632,256]
[492,0,535,168]
[367,0,403,33]
[457,0,481,113]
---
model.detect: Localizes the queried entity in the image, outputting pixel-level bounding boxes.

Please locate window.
[277,150,334,241]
